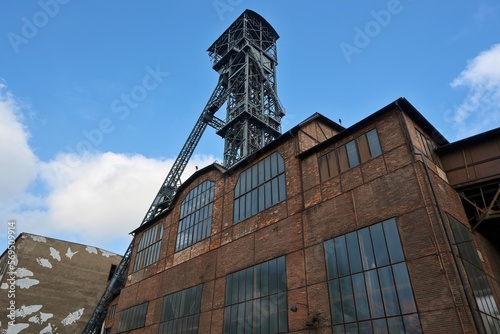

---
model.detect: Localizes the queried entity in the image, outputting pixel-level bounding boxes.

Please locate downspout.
[395,101,484,334]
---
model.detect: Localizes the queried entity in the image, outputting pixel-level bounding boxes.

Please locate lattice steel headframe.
[208,9,284,167]
[83,11,284,333]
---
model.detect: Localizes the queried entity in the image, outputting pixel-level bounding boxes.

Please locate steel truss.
[83,10,283,333]
[208,10,284,167]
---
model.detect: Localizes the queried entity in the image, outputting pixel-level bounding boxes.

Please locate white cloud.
[0,83,217,255]
[0,82,38,204]
[449,43,500,138]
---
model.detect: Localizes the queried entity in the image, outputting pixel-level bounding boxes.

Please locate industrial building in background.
[0,233,121,334]
[86,9,500,334]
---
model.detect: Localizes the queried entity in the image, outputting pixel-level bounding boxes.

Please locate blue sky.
[1,1,499,255]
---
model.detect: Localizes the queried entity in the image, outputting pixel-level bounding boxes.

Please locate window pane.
[346,232,363,274]
[251,189,259,216]
[258,186,265,212]
[383,219,404,264]
[340,276,356,322]
[346,323,358,333]
[378,266,400,316]
[328,151,339,178]
[329,279,343,324]
[358,320,373,334]
[393,263,417,314]
[358,228,376,270]
[357,134,371,163]
[352,272,370,321]
[264,182,272,209]
[338,146,349,172]
[278,174,286,202]
[271,153,278,177]
[278,293,288,332]
[365,270,384,318]
[370,224,390,267]
[335,236,350,277]
[325,239,338,279]
[346,140,360,168]
[277,257,286,293]
[366,129,382,157]
[403,314,422,333]
[319,155,330,181]
[271,177,279,205]
[372,318,387,334]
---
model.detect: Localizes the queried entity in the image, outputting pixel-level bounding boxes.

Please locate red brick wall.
[111,109,495,333]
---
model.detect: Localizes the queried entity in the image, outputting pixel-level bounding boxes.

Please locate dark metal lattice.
[83,10,283,333]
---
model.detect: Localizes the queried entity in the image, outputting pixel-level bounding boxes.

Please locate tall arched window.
[176,180,215,252]
[234,152,286,224]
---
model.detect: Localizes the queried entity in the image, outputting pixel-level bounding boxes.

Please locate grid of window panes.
[448,214,500,333]
[133,222,163,271]
[159,284,203,334]
[319,128,382,182]
[324,219,422,333]
[176,180,215,251]
[116,302,148,333]
[224,256,288,333]
[416,130,441,166]
[234,152,286,224]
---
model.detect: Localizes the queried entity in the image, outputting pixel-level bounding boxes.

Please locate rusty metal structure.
[83,10,284,333]
[437,127,500,244]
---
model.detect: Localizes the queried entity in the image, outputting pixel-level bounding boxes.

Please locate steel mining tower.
[83,10,284,333]
[208,10,284,167]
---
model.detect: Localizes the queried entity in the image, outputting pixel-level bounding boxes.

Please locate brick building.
[101,98,500,333]
[0,233,121,334]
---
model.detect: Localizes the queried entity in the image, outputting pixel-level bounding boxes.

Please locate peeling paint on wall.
[15,278,40,289]
[49,247,61,261]
[65,247,78,259]
[0,233,122,333]
[100,250,116,258]
[16,305,43,318]
[5,323,29,334]
[29,235,47,243]
[85,246,97,254]
[36,258,52,268]
[28,312,53,324]
[39,323,57,334]
[15,268,33,278]
[61,308,84,326]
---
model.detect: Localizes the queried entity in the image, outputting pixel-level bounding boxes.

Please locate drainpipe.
[395,102,484,334]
